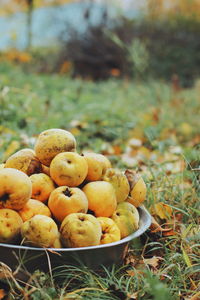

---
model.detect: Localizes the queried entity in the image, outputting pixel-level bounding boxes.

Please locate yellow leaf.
[153,202,173,220]
[143,256,163,269]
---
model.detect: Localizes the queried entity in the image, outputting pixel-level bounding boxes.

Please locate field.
[0,63,199,300]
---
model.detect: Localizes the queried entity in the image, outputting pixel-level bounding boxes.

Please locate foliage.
[0,63,199,299]
[56,8,200,84]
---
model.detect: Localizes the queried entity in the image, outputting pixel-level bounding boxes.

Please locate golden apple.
[97,217,121,244]
[103,168,130,203]
[48,186,88,222]
[111,202,139,238]
[0,209,23,243]
[18,199,51,222]
[34,128,76,166]
[82,181,117,217]
[30,173,55,203]
[21,215,59,248]
[60,213,102,247]
[82,152,111,181]
[50,152,88,187]
[0,168,32,210]
[125,169,147,207]
[4,148,42,175]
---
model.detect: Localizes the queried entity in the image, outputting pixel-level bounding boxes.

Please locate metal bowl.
[0,206,151,272]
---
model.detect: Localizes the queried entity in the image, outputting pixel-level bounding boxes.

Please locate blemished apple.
[4,148,42,175]
[60,213,102,247]
[0,168,32,210]
[21,215,59,248]
[50,152,88,187]
[111,202,139,238]
[103,168,130,203]
[97,217,121,244]
[48,186,88,222]
[34,128,76,166]
[0,209,23,243]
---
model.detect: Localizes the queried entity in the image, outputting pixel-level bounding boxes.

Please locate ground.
[0,62,199,299]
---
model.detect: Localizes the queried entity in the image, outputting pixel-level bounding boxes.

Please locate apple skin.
[103,168,130,203]
[0,168,32,210]
[82,152,112,181]
[60,213,102,247]
[21,215,59,248]
[34,128,76,166]
[30,173,55,203]
[111,202,139,239]
[97,217,121,244]
[48,186,88,222]
[82,181,117,217]
[4,148,42,176]
[50,152,88,187]
[0,209,23,243]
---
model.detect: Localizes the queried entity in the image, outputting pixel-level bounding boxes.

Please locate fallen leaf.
[162,229,177,236]
[149,216,173,233]
[143,256,163,269]
[153,202,173,220]
[0,289,6,300]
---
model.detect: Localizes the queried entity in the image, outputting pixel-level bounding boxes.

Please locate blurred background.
[0,0,200,86]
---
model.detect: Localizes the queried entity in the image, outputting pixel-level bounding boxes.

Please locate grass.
[0,62,199,299]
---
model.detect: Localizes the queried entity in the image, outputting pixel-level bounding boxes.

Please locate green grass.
[0,62,199,299]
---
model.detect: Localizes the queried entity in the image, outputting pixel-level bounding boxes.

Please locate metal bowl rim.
[0,206,151,252]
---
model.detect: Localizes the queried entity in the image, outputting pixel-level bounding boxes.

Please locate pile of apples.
[0,129,147,248]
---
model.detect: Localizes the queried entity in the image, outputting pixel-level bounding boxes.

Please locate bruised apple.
[111,202,139,239]
[103,168,130,203]
[18,199,51,222]
[125,170,147,207]
[97,217,121,244]
[30,173,55,203]
[4,148,42,175]
[34,128,76,166]
[60,213,102,247]
[21,215,59,248]
[48,186,88,222]
[82,181,117,217]
[0,168,32,210]
[50,152,88,187]
[0,209,23,243]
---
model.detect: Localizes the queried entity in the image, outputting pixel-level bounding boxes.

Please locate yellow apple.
[82,181,117,217]
[60,213,102,247]
[103,168,130,203]
[21,215,59,248]
[111,202,139,238]
[4,148,42,175]
[125,169,147,207]
[48,186,88,222]
[97,217,121,244]
[0,209,23,243]
[30,173,55,203]
[18,199,51,222]
[34,128,76,166]
[50,152,88,187]
[0,168,32,210]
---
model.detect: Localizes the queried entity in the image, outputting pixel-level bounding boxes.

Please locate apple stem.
[0,193,9,203]
[63,188,72,197]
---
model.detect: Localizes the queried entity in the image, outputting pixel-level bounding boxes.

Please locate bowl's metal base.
[0,206,151,274]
